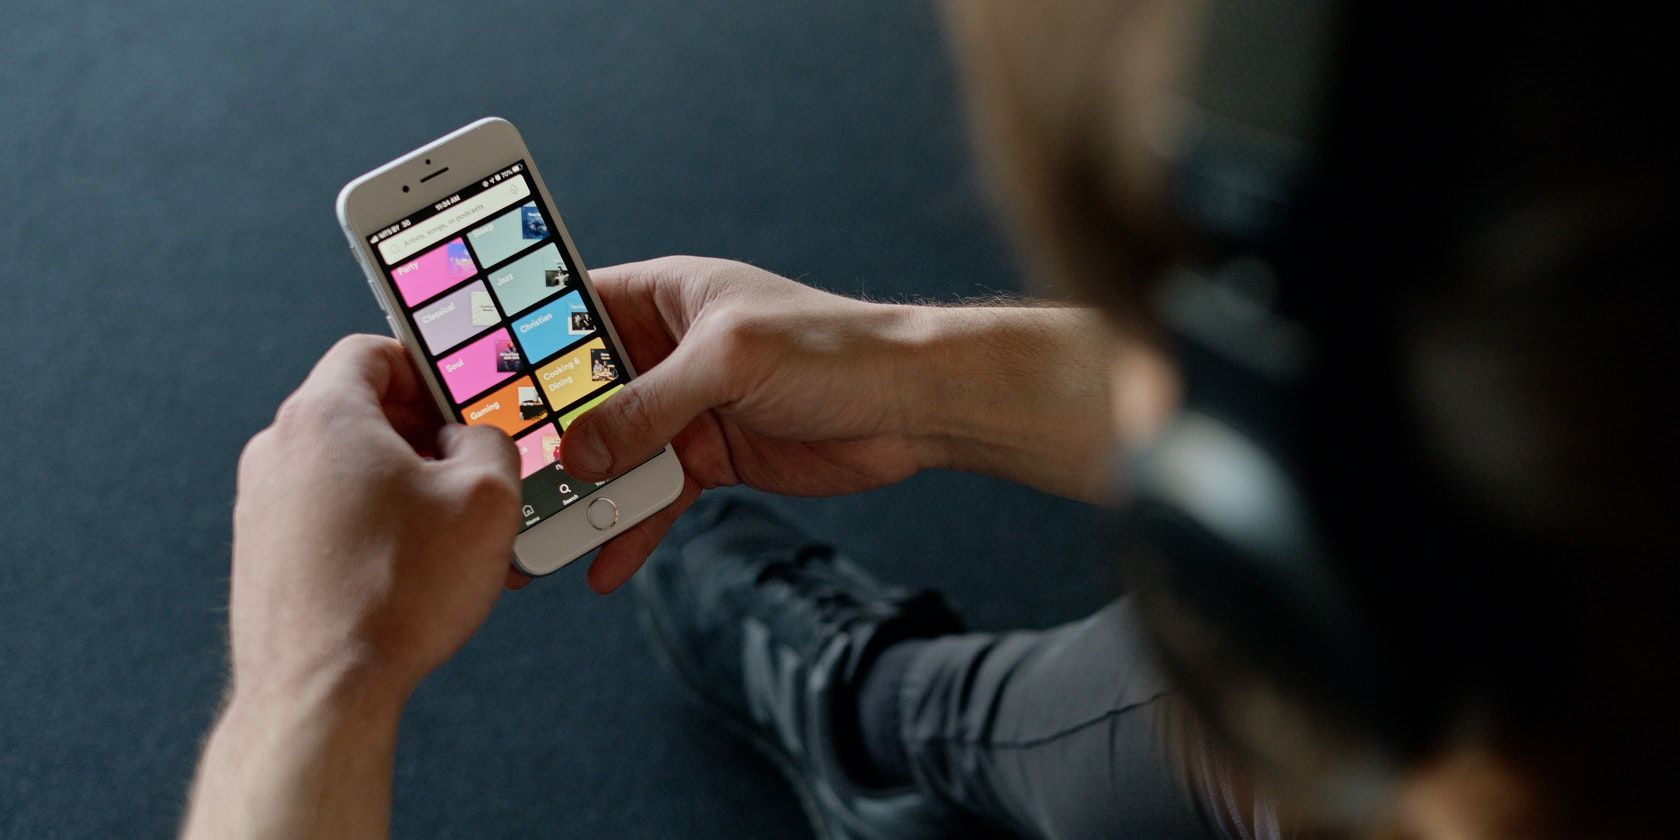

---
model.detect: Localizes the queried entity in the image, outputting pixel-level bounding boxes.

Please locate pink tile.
[515,422,563,478]
[436,328,517,402]
[390,238,475,306]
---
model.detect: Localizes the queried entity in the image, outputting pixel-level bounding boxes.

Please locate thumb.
[561,339,722,481]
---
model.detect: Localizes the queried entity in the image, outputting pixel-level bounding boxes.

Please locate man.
[182,2,1673,839]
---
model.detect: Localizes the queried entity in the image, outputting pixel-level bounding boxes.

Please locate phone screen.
[365,160,627,532]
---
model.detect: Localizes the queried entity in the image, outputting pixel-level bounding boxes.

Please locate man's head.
[946,0,1676,836]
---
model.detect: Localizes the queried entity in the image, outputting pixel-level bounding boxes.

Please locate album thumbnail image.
[568,310,595,334]
[518,386,544,420]
[521,205,549,240]
[469,290,498,327]
[591,348,618,382]
[495,338,521,372]
[544,431,563,464]
[447,241,475,277]
[544,260,568,288]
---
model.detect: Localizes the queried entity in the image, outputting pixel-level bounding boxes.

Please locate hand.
[230,335,523,705]
[558,257,937,593]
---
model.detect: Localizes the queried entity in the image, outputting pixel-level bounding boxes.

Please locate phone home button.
[585,497,618,531]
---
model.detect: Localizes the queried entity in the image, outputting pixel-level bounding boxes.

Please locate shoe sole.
[635,570,854,840]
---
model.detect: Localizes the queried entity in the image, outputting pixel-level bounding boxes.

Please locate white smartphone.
[336,117,684,576]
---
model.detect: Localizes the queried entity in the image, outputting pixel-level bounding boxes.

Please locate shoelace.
[753,546,869,630]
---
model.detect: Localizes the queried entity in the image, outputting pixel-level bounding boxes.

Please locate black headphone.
[1108,0,1537,820]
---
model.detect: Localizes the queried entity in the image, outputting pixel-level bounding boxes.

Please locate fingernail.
[566,423,610,476]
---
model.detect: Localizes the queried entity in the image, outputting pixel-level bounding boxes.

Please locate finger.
[287,334,444,451]
[354,339,443,450]
[378,352,446,456]
[667,409,740,489]
[387,394,448,458]
[427,425,523,579]
[435,423,521,482]
[582,260,646,299]
[560,336,727,481]
[296,334,415,410]
[585,475,702,594]
[505,567,534,590]
[429,425,522,545]
[586,258,679,312]
[586,260,682,374]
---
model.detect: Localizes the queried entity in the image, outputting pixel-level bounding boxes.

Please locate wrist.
[870,303,962,472]
[897,304,1065,474]
[894,305,972,471]
[220,672,405,747]
[897,303,1134,501]
[229,641,412,727]
[185,654,404,840]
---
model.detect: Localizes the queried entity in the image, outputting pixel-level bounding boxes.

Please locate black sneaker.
[635,495,990,840]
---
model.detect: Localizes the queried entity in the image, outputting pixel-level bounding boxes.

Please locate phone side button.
[352,247,391,314]
[366,278,392,314]
[384,314,399,335]
[586,497,618,531]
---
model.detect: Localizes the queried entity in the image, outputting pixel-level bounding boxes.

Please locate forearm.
[181,668,404,840]
[903,303,1178,502]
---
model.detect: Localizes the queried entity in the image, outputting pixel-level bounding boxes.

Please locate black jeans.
[893,598,1282,840]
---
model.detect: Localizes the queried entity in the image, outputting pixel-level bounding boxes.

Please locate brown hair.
[941,0,1194,328]
[943,2,1679,838]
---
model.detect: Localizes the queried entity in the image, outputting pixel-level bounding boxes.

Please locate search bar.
[378,177,531,265]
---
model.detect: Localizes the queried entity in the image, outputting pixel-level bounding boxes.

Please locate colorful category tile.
[462,377,543,436]
[510,290,585,362]
[485,242,568,315]
[466,200,548,268]
[390,237,475,306]
[436,328,518,402]
[413,280,499,354]
[515,422,565,478]
[534,337,616,411]
[558,385,622,429]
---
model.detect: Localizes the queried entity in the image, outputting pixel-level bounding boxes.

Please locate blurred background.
[0,2,1116,837]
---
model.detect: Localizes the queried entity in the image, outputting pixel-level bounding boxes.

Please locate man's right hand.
[559,257,940,592]
[558,257,1174,594]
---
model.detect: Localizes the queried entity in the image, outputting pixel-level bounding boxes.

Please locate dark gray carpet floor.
[0,2,1117,837]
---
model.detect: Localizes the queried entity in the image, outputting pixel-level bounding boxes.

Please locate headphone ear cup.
[1113,412,1398,817]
